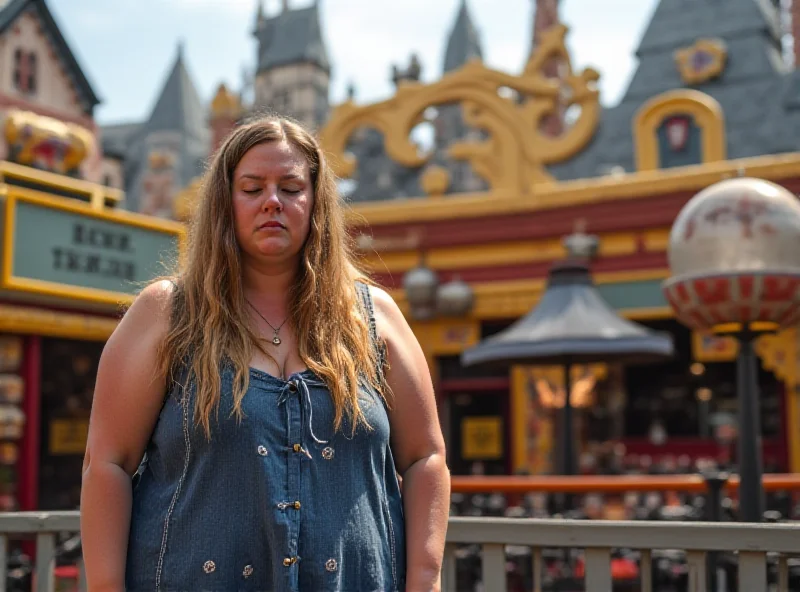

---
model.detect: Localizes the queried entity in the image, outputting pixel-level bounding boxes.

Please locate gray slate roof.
[100,122,139,160]
[145,44,208,144]
[444,0,483,73]
[0,0,100,113]
[255,4,330,73]
[548,0,794,181]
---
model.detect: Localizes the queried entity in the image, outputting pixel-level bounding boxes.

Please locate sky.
[45,0,661,126]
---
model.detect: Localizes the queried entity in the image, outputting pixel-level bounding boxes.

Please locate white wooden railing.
[0,511,83,591]
[445,517,800,592]
[1,512,799,591]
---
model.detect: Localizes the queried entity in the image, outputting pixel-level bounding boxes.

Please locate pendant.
[272,333,281,346]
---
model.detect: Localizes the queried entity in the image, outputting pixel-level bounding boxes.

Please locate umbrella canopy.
[462,261,674,367]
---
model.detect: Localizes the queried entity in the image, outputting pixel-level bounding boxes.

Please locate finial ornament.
[563,218,599,260]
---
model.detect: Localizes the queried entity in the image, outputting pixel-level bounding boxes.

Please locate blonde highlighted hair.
[155,116,384,437]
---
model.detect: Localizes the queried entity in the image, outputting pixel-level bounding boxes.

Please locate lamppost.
[402,259,475,320]
[663,177,800,522]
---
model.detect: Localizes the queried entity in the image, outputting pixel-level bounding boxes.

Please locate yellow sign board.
[692,331,738,362]
[49,418,89,455]
[461,416,503,460]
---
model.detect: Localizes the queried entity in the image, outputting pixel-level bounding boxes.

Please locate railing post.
[704,472,728,592]
[35,532,56,592]
[0,534,6,589]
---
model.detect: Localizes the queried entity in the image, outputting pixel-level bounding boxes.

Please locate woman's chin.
[254,238,287,254]
[245,240,297,262]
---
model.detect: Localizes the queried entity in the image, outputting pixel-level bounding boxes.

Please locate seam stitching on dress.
[382,489,399,590]
[154,385,191,591]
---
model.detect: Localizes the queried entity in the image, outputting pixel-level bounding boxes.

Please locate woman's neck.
[241,259,297,311]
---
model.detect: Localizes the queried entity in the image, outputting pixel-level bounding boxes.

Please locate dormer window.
[13,49,37,94]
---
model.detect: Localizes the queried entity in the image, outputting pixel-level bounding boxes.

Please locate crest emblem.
[665,116,690,151]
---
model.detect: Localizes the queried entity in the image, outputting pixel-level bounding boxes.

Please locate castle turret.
[252,1,330,130]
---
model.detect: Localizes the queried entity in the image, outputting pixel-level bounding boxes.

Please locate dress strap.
[356,282,378,344]
[355,281,385,377]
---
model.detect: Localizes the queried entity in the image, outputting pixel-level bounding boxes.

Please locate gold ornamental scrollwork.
[755,328,798,387]
[319,25,600,198]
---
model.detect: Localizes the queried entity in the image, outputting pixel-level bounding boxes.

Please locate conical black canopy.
[462,261,674,367]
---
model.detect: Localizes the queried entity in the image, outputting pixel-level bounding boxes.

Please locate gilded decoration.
[692,327,798,386]
[420,165,451,197]
[319,25,600,198]
[756,328,798,387]
[4,109,93,177]
[675,38,728,86]
[211,83,243,120]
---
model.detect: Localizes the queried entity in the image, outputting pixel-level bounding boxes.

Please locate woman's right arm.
[80,280,174,592]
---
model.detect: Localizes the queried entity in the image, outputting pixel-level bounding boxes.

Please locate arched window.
[633,90,725,171]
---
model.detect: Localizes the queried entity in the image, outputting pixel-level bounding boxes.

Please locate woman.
[80,116,450,592]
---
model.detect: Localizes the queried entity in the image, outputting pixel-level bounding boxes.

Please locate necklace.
[246,300,289,346]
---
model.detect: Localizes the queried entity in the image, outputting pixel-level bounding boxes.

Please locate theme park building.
[0,0,796,513]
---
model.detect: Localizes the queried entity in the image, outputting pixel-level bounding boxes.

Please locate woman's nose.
[261,189,281,210]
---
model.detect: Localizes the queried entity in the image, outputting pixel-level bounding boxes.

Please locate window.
[13,49,21,89]
[27,53,36,93]
[13,49,37,94]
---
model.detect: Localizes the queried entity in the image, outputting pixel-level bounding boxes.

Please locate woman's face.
[231,140,314,268]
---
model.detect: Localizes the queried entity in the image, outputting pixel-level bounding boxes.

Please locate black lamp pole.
[735,326,765,522]
[559,360,576,476]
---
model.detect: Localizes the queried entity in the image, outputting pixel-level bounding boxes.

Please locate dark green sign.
[10,200,179,296]
[599,280,668,310]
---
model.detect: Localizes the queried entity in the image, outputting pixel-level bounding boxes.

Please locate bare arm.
[372,286,450,592]
[80,281,174,592]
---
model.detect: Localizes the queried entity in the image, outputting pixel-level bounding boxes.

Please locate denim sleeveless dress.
[126,284,406,592]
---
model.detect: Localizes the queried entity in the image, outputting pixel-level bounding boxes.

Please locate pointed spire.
[282,0,290,11]
[531,0,560,58]
[176,38,185,60]
[146,47,206,138]
[253,0,266,35]
[443,0,483,73]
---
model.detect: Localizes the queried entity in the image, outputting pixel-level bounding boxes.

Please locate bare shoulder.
[127,279,175,323]
[113,279,175,340]
[363,287,443,474]
[102,279,175,368]
[87,280,177,474]
[366,284,412,343]
[368,284,403,322]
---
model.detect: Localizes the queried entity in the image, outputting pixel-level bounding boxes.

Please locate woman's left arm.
[371,286,451,592]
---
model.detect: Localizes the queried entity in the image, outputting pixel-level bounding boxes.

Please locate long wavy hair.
[155,116,384,438]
